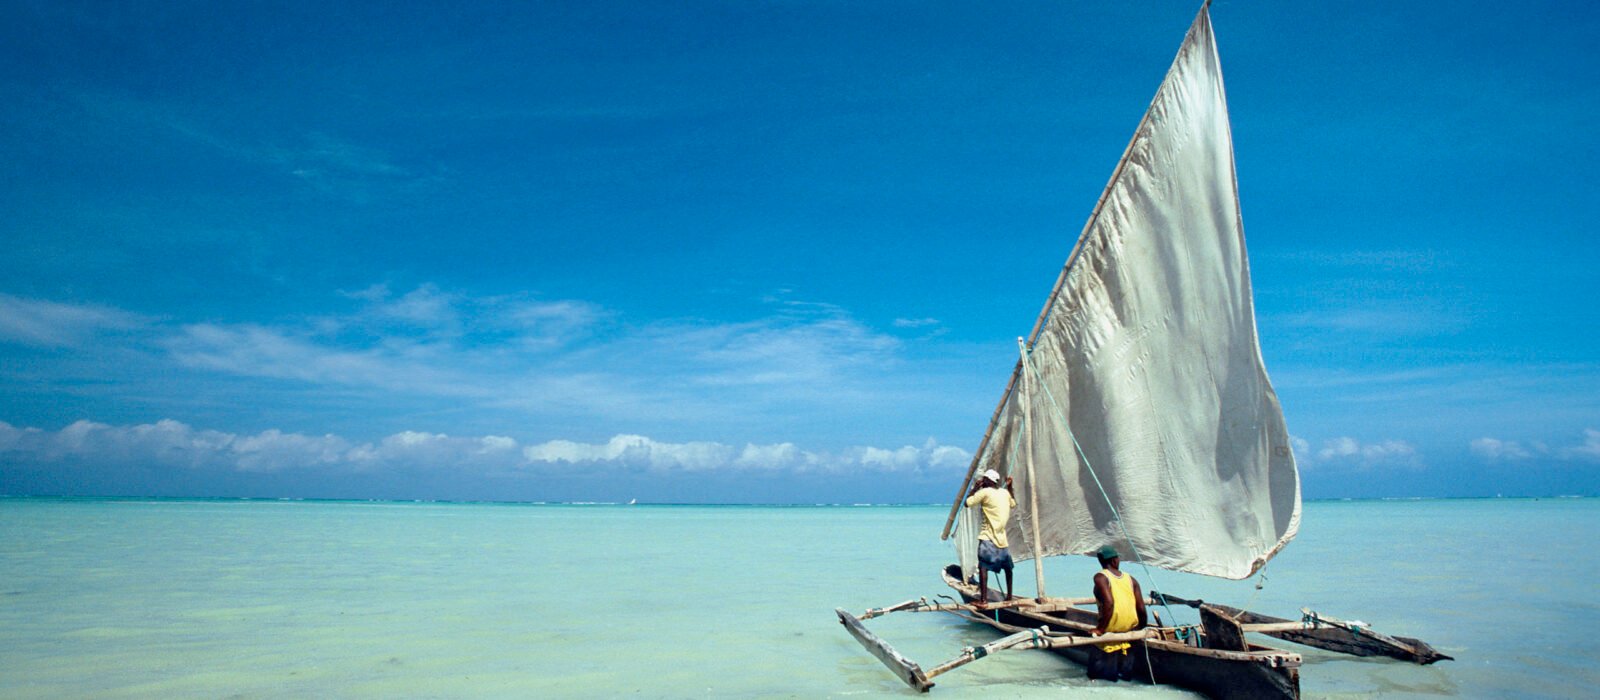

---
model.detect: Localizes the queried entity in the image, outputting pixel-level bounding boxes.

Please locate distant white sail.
[976,9,1300,580]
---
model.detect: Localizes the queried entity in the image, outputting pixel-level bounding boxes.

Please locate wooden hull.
[942,565,1300,700]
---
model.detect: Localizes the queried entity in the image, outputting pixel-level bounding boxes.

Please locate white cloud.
[1565,429,1600,461]
[4,285,957,440]
[1290,436,1312,462]
[371,284,460,329]
[1470,429,1600,464]
[479,435,518,453]
[521,434,737,472]
[1469,437,1535,461]
[0,418,971,478]
[344,430,526,471]
[229,430,354,472]
[734,442,807,470]
[0,419,342,472]
[893,318,940,329]
[520,434,967,475]
[0,421,42,451]
[1309,436,1419,468]
[9,415,934,476]
[0,294,146,347]
[499,299,603,341]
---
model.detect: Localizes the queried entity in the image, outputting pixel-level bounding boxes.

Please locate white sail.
[973,8,1300,580]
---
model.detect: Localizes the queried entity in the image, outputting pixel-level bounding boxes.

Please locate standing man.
[1088,544,1148,682]
[964,468,1016,608]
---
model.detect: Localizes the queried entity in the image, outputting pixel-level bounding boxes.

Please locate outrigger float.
[835,3,1449,697]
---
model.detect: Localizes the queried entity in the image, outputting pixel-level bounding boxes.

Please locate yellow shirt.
[1097,568,1139,653]
[964,487,1016,548]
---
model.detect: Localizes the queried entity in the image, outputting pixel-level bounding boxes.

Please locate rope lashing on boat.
[1300,610,1365,636]
[1019,345,1179,632]
[1170,624,1203,646]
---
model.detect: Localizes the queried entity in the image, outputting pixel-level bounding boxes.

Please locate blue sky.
[1,1,1595,503]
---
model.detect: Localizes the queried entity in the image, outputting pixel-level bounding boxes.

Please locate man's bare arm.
[1092,572,1112,634]
[1132,577,1148,629]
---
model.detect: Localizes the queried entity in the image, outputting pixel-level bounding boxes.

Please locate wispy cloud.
[0,419,967,477]
[160,283,620,399]
[165,323,477,396]
[1269,249,1450,273]
[66,92,430,201]
[9,285,927,435]
[523,434,966,475]
[667,314,898,387]
[342,283,461,330]
[1271,363,1600,413]
[1292,434,1420,469]
[270,132,413,192]
[1270,305,1466,336]
[1258,248,1470,339]
[1470,429,1600,464]
[0,294,147,348]
[335,283,606,349]
[1468,436,1536,461]
[0,419,347,472]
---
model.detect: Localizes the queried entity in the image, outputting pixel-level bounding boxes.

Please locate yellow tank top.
[1098,568,1138,653]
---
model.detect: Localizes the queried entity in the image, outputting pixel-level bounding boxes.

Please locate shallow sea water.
[0,497,1594,698]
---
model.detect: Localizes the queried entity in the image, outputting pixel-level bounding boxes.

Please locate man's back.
[965,486,1015,547]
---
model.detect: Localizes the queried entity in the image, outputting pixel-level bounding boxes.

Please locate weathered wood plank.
[1201,604,1250,652]
[836,608,935,691]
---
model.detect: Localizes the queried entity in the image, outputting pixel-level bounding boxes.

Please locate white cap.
[982,469,1001,483]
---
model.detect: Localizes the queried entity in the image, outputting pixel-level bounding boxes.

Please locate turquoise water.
[1,498,1594,698]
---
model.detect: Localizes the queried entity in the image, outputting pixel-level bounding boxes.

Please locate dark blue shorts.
[978,539,1014,573]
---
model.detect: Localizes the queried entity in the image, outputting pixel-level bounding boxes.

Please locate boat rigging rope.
[1231,569,1270,621]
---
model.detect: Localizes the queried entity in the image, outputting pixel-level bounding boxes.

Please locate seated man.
[1088,544,1147,682]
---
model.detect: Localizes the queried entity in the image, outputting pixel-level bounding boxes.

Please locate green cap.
[1095,545,1120,560]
